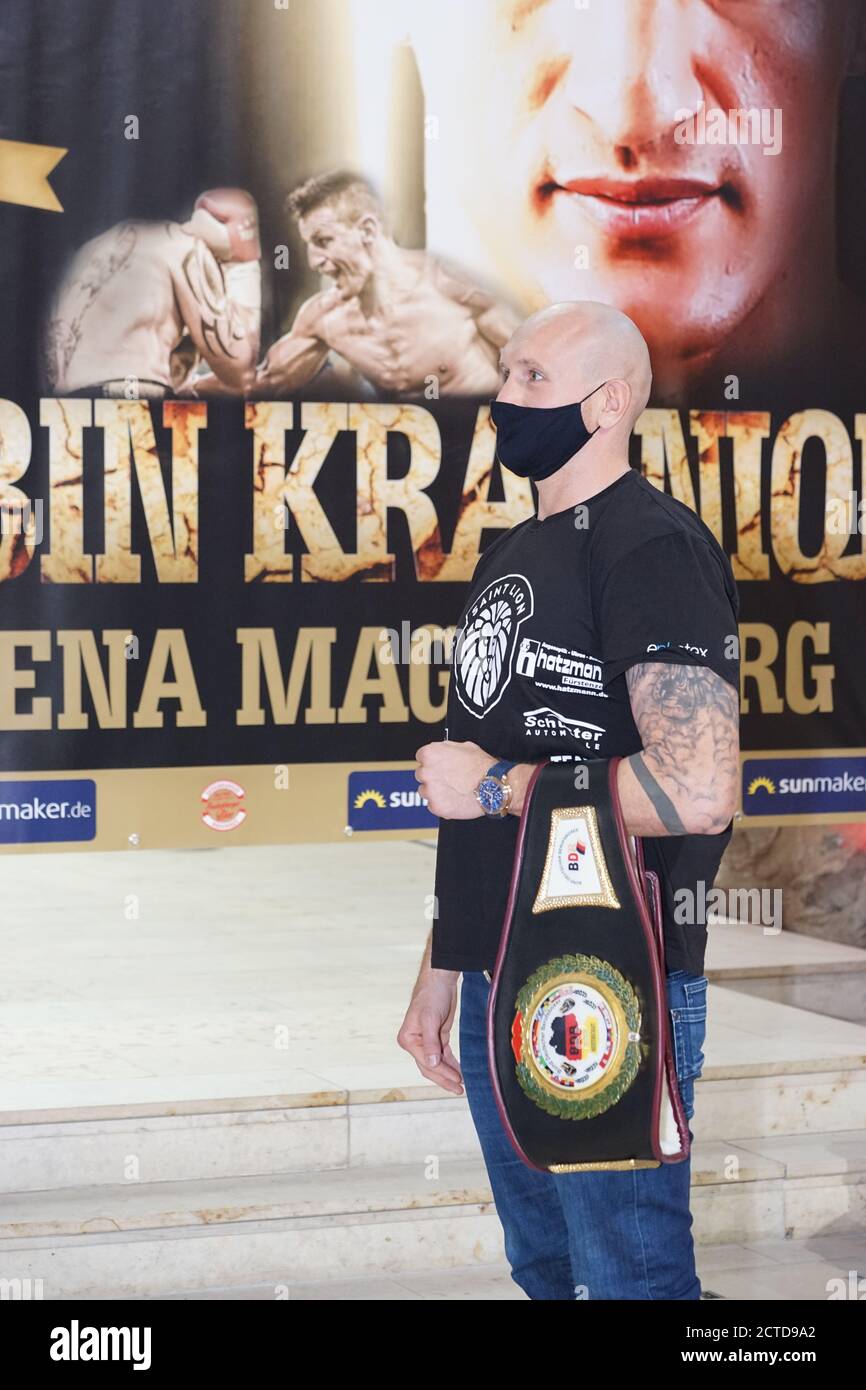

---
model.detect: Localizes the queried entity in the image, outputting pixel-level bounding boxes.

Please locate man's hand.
[415,740,539,818]
[396,970,464,1095]
[414,739,493,818]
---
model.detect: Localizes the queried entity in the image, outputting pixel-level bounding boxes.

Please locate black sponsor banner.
[1,398,862,770]
[1,0,865,840]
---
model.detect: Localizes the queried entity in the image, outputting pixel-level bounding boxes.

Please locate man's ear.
[598,378,630,426]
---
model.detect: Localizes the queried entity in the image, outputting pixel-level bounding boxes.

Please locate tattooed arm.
[451,664,739,830]
[502,665,739,827]
[617,662,740,836]
[170,237,260,393]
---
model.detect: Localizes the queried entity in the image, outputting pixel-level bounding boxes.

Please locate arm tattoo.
[624,661,740,834]
[181,240,247,359]
[43,223,138,389]
[628,752,687,834]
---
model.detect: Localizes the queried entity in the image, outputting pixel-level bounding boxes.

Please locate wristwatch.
[475,759,517,817]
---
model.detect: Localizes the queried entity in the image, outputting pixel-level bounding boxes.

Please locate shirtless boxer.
[255,169,519,399]
[43,188,262,398]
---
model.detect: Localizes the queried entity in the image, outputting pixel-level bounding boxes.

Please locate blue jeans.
[459,967,708,1300]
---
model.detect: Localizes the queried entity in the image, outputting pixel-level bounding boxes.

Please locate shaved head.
[498,300,652,434]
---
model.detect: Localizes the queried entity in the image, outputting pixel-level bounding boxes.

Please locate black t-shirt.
[430,466,740,976]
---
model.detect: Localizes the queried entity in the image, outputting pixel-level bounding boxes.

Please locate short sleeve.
[596,530,739,690]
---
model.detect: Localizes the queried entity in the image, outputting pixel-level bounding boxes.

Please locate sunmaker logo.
[0,778,96,843]
[348,770,438,830]
[743,756,866,816]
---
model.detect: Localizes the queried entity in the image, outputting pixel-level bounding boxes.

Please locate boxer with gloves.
[43,187,262,398]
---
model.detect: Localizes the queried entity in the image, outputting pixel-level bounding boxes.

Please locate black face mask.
[488,383,606,481]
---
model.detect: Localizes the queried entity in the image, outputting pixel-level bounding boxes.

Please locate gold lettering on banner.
[0,626,450,729]
[40,400,204,583]
[728,413,771,581]
[633,409,698,510]
[0,631,52,729]
[0,399,36,581]
[771,410,864,582]
[340,626,409,724]
[56,630,130,729]
[740,621,836,714]
[636,408,866,585]
[351,403,442,581]
[435,405,533,582]
[408,625,451,723]
[244,401,445,582]
[245,401,340,583]
[690,410,726,546]
[785,622,835,714]
[0,618,839,729]
[236,627,337,725]
[163,402,205,575]
[132,630,206,728]
[95,401,203,583]
[740,623,785,715]
[3,400,865,590]
[40,398,92,582]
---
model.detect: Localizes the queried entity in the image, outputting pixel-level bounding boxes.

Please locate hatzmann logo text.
[50,1321,151,1370]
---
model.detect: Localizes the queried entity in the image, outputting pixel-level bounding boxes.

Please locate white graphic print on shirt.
[515,638,608,698]
[453,573,534,718]
[521,707,606,751]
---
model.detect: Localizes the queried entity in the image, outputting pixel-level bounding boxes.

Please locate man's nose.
[495,381,524,405]
[558,0,705,156]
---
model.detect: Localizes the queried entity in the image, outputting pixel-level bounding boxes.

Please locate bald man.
[398,301,741,1300]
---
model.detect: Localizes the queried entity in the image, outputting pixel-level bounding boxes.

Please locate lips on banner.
[0,139,66,211]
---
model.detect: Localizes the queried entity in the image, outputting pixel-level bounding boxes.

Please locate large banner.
[1,0,865,852]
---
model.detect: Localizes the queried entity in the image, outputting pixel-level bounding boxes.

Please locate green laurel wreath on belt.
[513,953,643,1120]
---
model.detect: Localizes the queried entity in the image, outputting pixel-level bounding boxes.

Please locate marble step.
[3,1040,865,1195]
[709,970,866,1026]
[1,1131,864,1299]
[152,1231,866,1301]
[705,921,866,1025]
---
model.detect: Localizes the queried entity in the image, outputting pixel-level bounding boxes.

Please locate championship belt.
[486,756,690,1173]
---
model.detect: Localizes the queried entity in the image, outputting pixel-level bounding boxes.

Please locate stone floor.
[2,838,864,1302]
[1,839,865,1114]
[157,1233,866,1300]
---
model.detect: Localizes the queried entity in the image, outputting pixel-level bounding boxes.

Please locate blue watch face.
[477,776,506,814]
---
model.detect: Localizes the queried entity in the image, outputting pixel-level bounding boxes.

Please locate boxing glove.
[189,188,261,262]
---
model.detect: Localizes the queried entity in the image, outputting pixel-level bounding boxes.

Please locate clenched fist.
[414,739,494,819]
